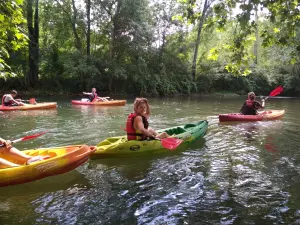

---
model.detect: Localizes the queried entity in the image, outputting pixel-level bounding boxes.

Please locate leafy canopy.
[0,0,28,78]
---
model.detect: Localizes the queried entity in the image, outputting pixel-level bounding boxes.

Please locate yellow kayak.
[0,102,57,111]
[0,145,95,187]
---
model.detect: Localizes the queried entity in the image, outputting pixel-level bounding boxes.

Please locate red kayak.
[219,110,285,122]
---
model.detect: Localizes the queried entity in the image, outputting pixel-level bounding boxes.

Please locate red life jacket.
[246,99,254,108]
[2,95,13,106]
[126,113,149,141]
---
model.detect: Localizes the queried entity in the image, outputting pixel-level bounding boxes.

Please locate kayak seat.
[183,123,197,129]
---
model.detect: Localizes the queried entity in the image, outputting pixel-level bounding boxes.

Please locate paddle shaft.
[0,132,47,147]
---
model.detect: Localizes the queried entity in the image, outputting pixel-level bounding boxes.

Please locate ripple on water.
[1,97,300,224]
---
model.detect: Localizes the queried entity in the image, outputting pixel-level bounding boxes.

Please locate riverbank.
[0,89,240,98]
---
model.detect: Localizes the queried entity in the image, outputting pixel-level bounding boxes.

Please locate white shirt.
[3,94,14,103]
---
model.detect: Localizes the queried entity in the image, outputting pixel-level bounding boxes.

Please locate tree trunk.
[191,0,208,80]
[27,0,39,87]
[54,0,82,50]
[109,0,121,59]
[71,0,82,50]
[86,0,91,56]
[108,0,121,92]
[159,29,166,64]
[254,6,259,65]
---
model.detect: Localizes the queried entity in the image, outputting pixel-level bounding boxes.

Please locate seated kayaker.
[82,88,109,102]
[83,88,98,102]
[240,92,265,115]
[0,137,45,169]
[126,97,169,141]
[2,90,25,106]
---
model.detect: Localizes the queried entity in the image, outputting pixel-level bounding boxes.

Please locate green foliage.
[2,0,300,96]
[0,0,27,77]
[213,0,300,75]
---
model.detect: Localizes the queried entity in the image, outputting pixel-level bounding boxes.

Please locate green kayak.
[93,120,208,158]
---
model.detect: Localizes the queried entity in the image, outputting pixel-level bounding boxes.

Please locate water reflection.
[0,109,57,118]
[0,169,91,224]
[89,158,152,181]
[71,104,127,115]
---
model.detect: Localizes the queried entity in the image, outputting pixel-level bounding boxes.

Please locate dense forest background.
[1,0,300,96]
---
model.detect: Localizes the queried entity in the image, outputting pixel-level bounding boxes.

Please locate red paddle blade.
[269,86,283,97]
[20,131,47,141]
[161,138,183,150]
[0,131,47,147]
[29,98,37,104]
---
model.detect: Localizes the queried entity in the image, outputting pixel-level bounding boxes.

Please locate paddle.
[28,98,37,104]
[159,137,183,150]
[92,97,110,102]
[264,86,283,100]
[21,98,37,104]
[98,97,110,102]
[0,131,47,147]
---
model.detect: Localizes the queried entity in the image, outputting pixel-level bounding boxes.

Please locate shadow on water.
[0,168,92,224]
[88,138,207,181]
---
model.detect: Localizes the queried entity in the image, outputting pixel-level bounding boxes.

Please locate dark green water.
[0,96,299,224]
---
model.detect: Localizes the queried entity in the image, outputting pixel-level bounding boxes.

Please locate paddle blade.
[269,86,283,97]
[161,138,183,150]
[0,131,47,147]
[29,98,37,104]
[18,131,47,142]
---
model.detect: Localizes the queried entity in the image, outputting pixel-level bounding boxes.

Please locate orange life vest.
[126,113,149,140]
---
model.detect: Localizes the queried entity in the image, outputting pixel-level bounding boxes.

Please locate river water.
[0,96,299,224]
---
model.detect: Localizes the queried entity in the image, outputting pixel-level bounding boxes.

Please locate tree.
[54,0,83,51]
[27,0,40,87]
[215,0,300,75]
[190,0,216,80]
[180,0,300,75]
[0,0,27,78]
[86,0,91,56]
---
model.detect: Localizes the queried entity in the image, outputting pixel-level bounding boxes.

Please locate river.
[0,96,299,224]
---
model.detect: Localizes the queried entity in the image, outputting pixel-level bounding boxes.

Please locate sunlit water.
[0,96,299,224]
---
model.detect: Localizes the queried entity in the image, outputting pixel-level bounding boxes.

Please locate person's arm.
[12,99,23,105]
[0,138,6,145]
[83,92,92,95]
[260,99,265,108]
[6,95,23,106]
[0,138,11,149]
[254,100,264,110]
[134,116,154,138]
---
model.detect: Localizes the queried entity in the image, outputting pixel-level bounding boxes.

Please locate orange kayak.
[0,102,57,111]
[71,100,126,106]
[0,145,95,187]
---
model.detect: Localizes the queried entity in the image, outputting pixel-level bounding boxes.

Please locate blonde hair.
[133,97,151,116]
